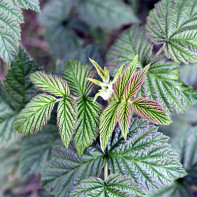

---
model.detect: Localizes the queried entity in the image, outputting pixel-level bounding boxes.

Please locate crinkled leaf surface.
[11,0,40,12]
[4,47,38,111]
[77,0,139,31]
[107,25,197,114]
[107,118,186,191]
[41,141,105,197]
[14,94,56,134]
[71,174,146,197]
[146,0,197,63]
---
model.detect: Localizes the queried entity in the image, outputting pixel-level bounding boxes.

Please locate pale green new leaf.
[63,60,96,97]
[75,97,101,155]
[146,0,197,63]
[11,0,40,12]
[71,174,146,197]
[77,0,139,31]
[30,71,69,97]
[19,124,59,177]
[100,101,120,151]
[41,141,105,197]
[4,46,38,111]
[14,94,57,134]
[57,95,77,148]
[107,118,187,191]
[0,100,18,146]
[107,25,197,114]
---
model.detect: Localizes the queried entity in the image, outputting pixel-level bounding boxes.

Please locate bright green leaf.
[14,94,57,134]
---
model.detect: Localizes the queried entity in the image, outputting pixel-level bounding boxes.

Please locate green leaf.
[19,124,59,177]
[4,47,38,111]
[11,0,40,12]
[63,60,96,97]
[75,97,101,155]
[41,141,105,197]
[0,100,18,146]
[117,100,131,140]
[57,95,77,148]
[107,25,197,114]
[107,118,187,191]
[77,0,139,31]
[30,71,69,97]
[71,174,146,197]
[114,55,138,100]
[14,94,57,134]
[146,0,197,63]
[100,101,120,151]
[132,98,172,125]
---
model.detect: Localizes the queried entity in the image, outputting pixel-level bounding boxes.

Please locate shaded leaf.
[11,0,40,12]
[14,94,56,134]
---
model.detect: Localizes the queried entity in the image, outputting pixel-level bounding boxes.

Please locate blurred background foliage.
[2,0,197,196]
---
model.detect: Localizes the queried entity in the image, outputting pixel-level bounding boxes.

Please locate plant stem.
[155,44,165,58]
[104,161,108,181]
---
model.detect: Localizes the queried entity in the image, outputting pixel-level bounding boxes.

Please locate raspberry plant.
[1,0,197,196]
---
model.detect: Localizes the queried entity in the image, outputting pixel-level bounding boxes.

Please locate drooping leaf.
[114,55,138,101]
[123,64,150,100]
[0,100,18,146]
[41,141,105,197]
[0,0,39,64]
[107,25,197,114]
[117,100,131,140]
[57,95,77,148]
[30,71,69,97]
[4,47,38,111]
[63,60,96,97]
[75,97,101,155]
[107,118,187,191]
[71,174,146,197]
[77,0,139,31]
[146,0,197,63]
[11,0,40,12]
[19,124,59,177]
[14,94,57,134]
[100,101,120,151]
[132,98,172,125]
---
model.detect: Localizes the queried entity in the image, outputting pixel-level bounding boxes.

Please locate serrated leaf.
[117,100,131,140]
[41,141,105,197]
[63,60,96,97]
[77,0,139,31]
[123,64,150,100]
[19,124,59,177]
[14,94,57,134]
[132,98,172,125]
[107,25,197,114]
[0,100,18,146]
[4,47,38,111]
[11,0,40,12]
[75,97,101,155]
[107,118,187,191]
[100,101,120,151]
[114,55,138,100]
[30,71,69,97]
[71,174,146,197]
[146,0,197,63]
[57,95,77,148]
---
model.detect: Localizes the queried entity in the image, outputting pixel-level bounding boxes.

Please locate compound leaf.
[63,60,96,97]
[75,97,101,155]
[11,0,40,12]
[107,25,197,114]
[57,95,77,148]
[132,98,172,125]
[41,141,105,197]
[30,71,69,97]
[4,47,38,111]
[107,118,187,191]
[71,174,146,197]
[14,94,57,134]
[146,0,197,63]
